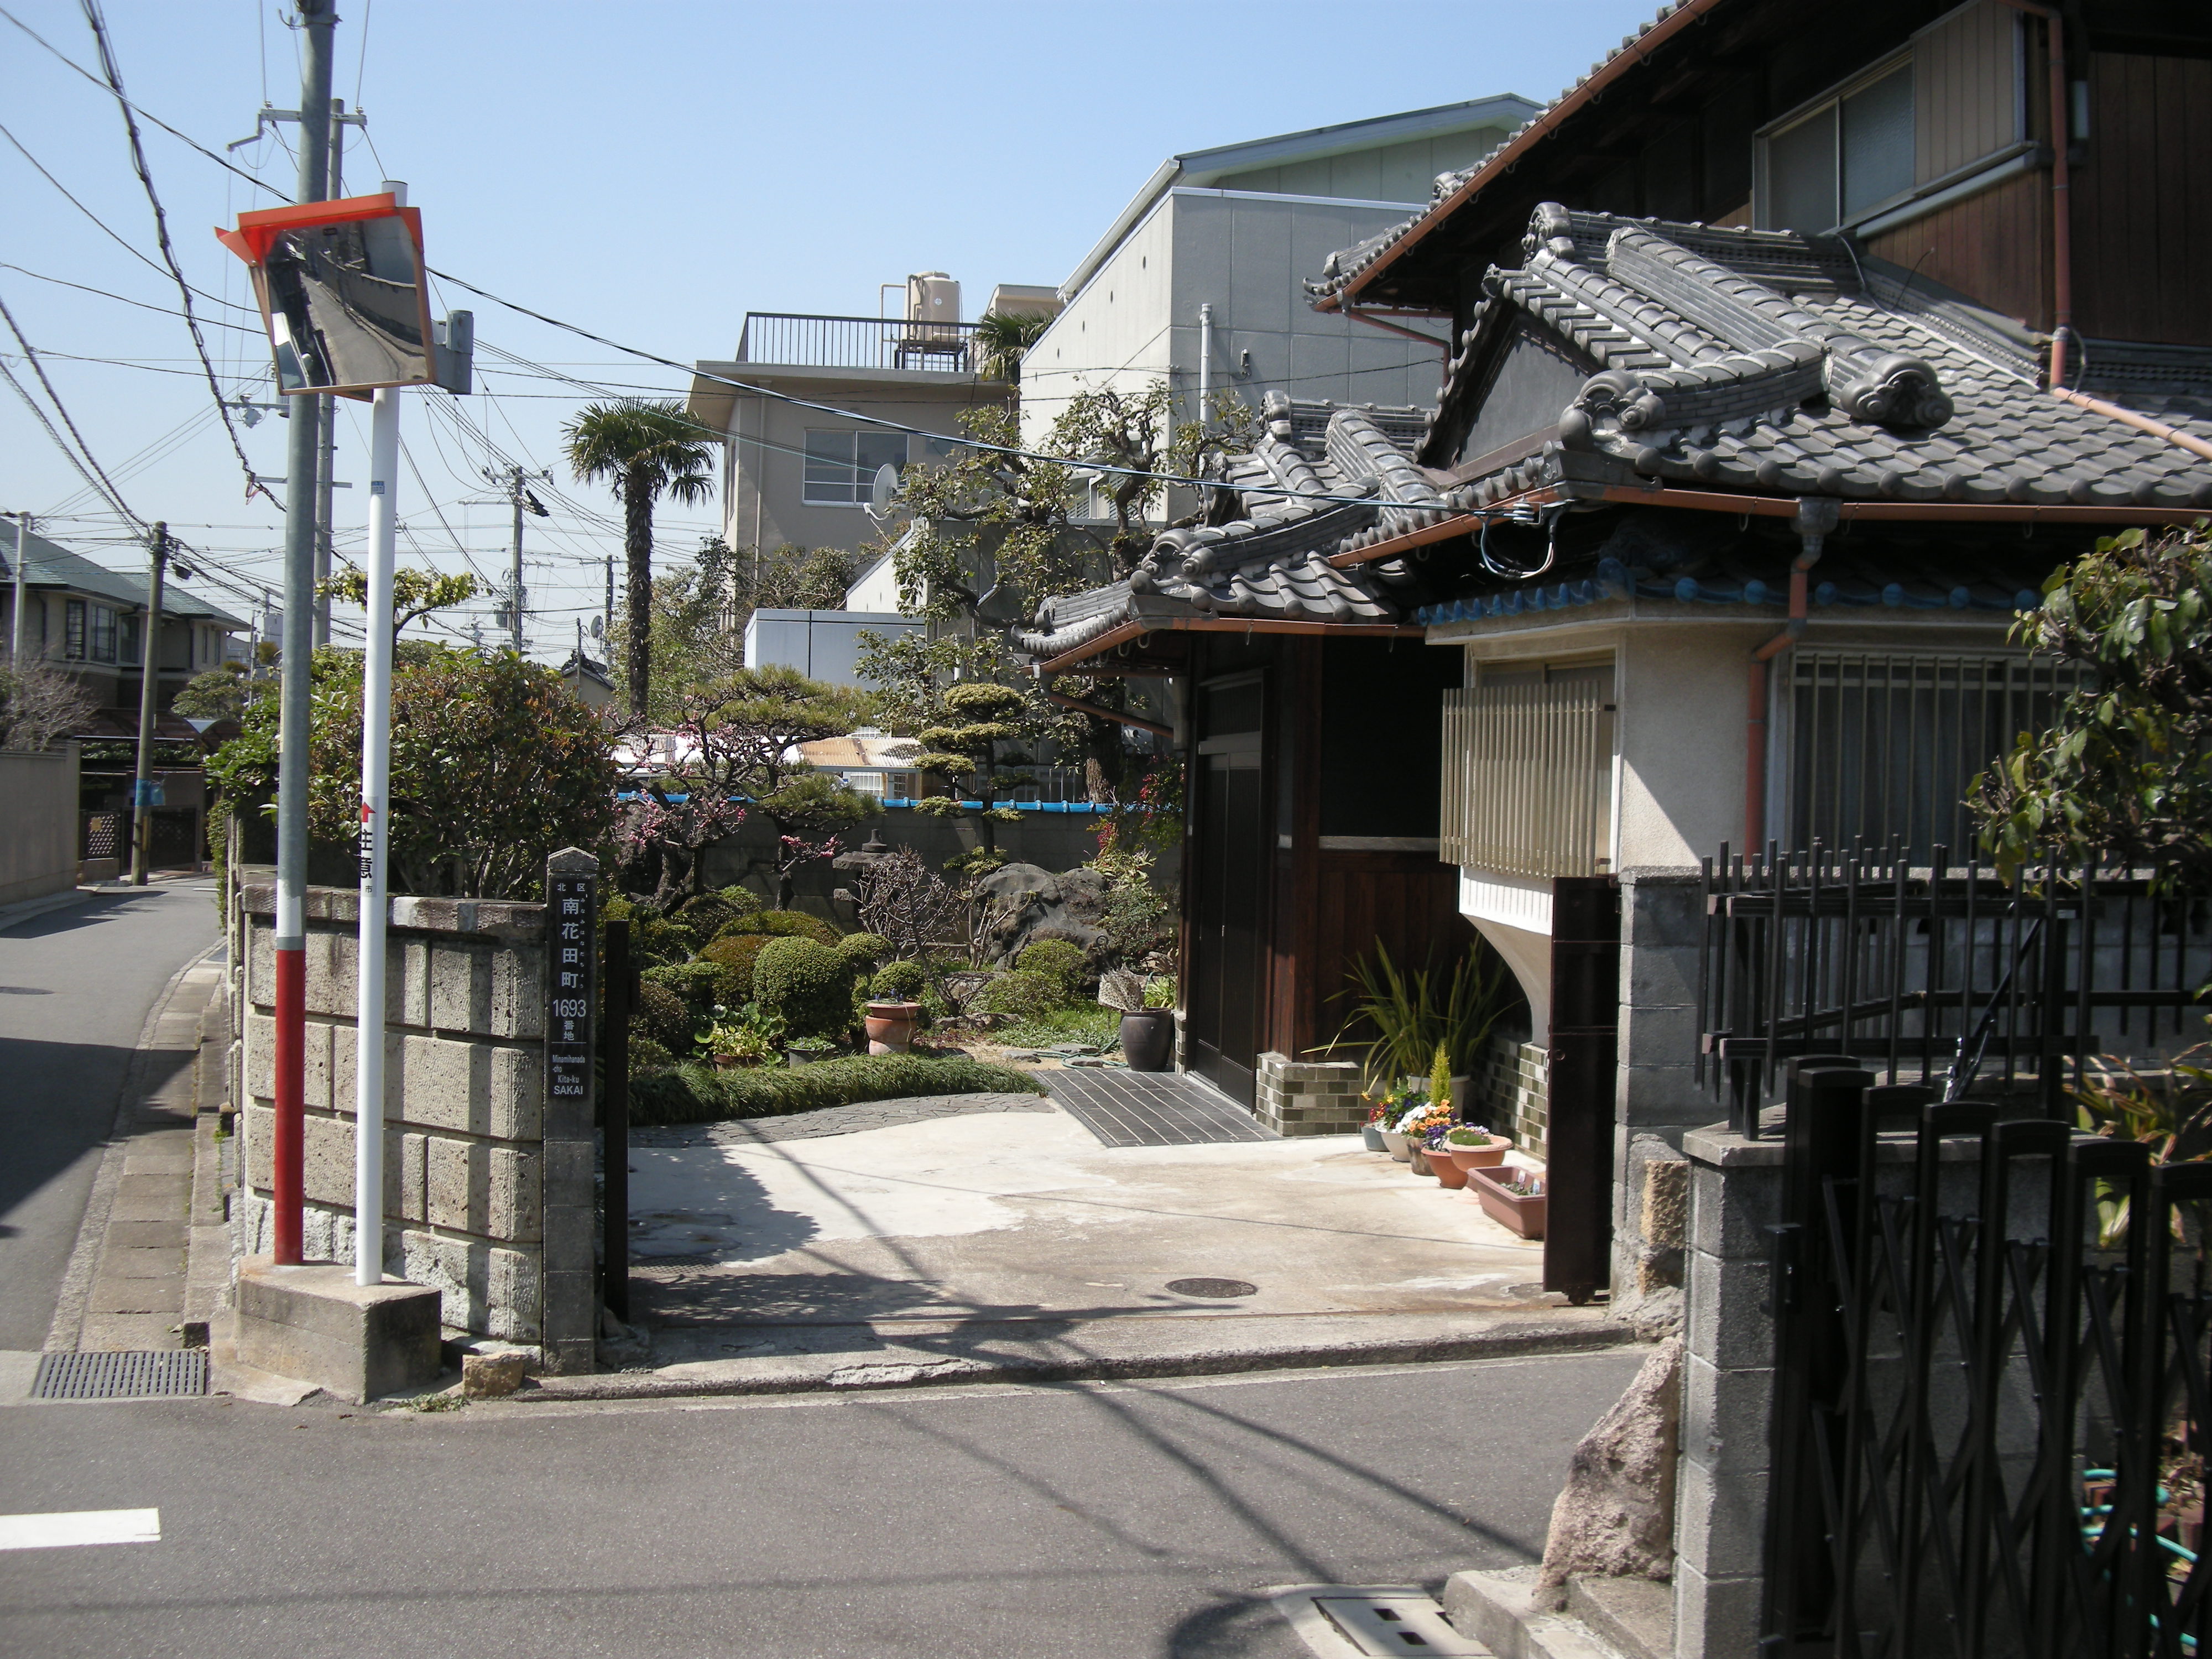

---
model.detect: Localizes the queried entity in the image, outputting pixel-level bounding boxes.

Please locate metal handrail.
[734,312,984,372]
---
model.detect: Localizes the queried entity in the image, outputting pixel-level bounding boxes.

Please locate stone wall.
[228,875,596,1372]
[1253,1052,1366,1136]
[1611,868,1707,1321]
[0,745,80,906]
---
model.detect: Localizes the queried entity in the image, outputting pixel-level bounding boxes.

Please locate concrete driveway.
[618,1103,1581,1386]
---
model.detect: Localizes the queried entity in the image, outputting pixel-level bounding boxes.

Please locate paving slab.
[587,1100,1588,1399]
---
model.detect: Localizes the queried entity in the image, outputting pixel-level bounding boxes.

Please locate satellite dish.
[867,462,902,523]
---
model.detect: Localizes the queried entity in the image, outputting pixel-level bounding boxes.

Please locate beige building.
[686,278,1058,567]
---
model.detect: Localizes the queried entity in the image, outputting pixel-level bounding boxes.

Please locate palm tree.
[561,400,717,715]
[973,310,1052,383]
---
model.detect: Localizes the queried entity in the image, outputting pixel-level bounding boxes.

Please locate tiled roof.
[0,527,248,628]
[1411,207,2212,516]
[1013,396,1430,661]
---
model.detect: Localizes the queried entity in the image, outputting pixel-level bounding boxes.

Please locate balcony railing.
[1441,682,1613,879]
[735,312,984,374]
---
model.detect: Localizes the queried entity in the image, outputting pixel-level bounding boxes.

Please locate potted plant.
[1442,1123,1511,1173]
[1099,968,1176,1072]
[1397,1103,1453,1177]
[1421,1124,1471,1190]
[1468,1164,1547,1238]
[1376,1086,1425,1161]
[696,1003,782,1070]
[784,1035,839,1066]
[1360,1100,1389,1153]
[864,1000,924,1053]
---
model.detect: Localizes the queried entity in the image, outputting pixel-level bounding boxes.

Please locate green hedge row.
[629,1053,1045,1126]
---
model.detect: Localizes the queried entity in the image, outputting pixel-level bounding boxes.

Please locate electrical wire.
[0,291,149,529]
[0,263,265,332]
[79,0,277,509]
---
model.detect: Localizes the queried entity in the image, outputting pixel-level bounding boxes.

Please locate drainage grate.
[32,1350,208,1402]
[1167,1277,1257,1300]
[1312,1596,1485,1656]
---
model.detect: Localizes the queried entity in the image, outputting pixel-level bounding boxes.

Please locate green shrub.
[697,933,774,1002]
[754,936,857,1037]
[870,960,926,1001]
[633,979,697,1053]
[1016,939,1087,998]
[997,1004,1123,1051]
[632,914,697,967]
[837,932,892,973]
[714,908,839,946]
[629,1035,674,1074]
[676,892,742,938]
[716,884,764,915]
[629,1053,1045,1125]
[973,969,1065,1021]
[642,960,728,1016]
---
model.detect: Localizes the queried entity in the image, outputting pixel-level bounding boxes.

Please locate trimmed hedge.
[973,968,1065,1020]
[870,959,926,1000]
[633,979,697,1053]
[642,960,729,1016]
[1016,939,1086,998]
[630,1054,1045,1125]
[754,936,855,1036]
[715,909,839,946]
[696,933,774,1001]
[836,932,891,972]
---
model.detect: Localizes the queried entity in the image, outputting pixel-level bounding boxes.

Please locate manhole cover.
[31,1350,207,1401]
[1166,1277,1256,1299]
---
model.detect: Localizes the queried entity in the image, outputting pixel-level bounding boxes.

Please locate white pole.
[354,383,400,1286]
[10,512,28,664]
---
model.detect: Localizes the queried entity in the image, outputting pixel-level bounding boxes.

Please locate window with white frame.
[803,429,907,505]
[64,598,85,660]
[1759,61,1915,233]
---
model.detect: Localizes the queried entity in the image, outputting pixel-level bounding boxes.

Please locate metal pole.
[130,523,166,886]
[272,0,335,1268]
[10,512,28,663]
[1198,301,1212,428]
[508,466,526,654]
[355,381,399,1287]
[603,554,613,648]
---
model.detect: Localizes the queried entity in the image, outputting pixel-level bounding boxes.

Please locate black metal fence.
[1698,843,2212,1137]
[1762,1065,2212,1657]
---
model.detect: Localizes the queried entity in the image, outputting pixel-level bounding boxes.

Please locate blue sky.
[2,0,1654,655]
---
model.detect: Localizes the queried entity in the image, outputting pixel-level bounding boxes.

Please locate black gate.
[1764,1064,2212,1656]
[1546,875,1619,1304]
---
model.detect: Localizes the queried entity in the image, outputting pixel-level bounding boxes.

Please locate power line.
[79,0,277,510]
[0,3,291,202]
[0,263,265,332]
[0,290,148,528]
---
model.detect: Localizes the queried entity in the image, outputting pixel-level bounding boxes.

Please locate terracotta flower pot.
[1120,1009,1175,1072]
[1468,1166,1547,1239]
[1425,1145,1469,1190]
[1444,1138,1510,1172]
[864,1000,922,1055]
[1380,1129,1411,1162]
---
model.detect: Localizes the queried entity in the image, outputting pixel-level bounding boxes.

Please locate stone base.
[1254,1052,1366,1137]
[233,1257,442,1404]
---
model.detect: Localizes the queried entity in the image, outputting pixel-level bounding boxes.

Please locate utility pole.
[488,464,548,654]
[9,512,29,664]
[604,553,614,653]
[272,0,336,1269]
[311,97,352,649]
[129,523,171,887]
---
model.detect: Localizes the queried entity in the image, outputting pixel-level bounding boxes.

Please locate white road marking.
[0,1508,160,1550]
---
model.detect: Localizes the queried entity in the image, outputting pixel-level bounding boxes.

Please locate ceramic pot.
[1426,1145,1469,1190]
[1409,1146,1436,1178]
[864,1000,922,1055]
[1444,1138,1510,1172]
[1380,1129,1410,1162]
[1120,1009,1175,1072]
[1360,1123,1385,1152]
[1468,1166,1547,1239]
[784,1045,834,1066]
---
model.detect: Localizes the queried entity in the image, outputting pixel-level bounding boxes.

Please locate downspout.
[1198,303,1213,424]
[1992,0,2072,388]
[1744,498,1838,849]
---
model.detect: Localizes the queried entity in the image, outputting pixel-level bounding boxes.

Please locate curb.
[510,1316,1644,1405]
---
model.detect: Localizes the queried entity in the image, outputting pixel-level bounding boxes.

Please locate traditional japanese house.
[1018,0,2211,1307]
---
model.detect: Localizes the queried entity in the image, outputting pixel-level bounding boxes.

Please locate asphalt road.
[0,880,218,1350]
[0,1349,1645,1658]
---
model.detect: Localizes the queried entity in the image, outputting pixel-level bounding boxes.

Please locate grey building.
[1020,94,1541,485]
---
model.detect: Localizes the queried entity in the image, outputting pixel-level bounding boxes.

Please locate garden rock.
[976,863,1109,964]
[1533,1337,1682,1605]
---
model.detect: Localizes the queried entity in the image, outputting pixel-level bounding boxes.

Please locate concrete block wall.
[0,745,80,907]
[228,878,595,1372]
[1253,1052,1366,1136]
[1613,868,1707,1314]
